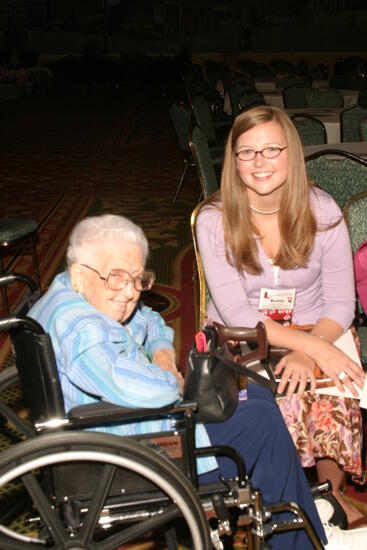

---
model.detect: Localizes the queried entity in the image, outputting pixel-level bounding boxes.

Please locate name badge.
[259,288,296,325]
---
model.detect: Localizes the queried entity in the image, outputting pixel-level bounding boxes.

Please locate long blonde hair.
[210,105,317,275]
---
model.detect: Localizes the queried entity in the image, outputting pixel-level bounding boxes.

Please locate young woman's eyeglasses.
[80,264,155,291]
[235,145,288,161]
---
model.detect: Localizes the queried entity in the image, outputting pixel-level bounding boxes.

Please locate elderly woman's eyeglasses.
[80,264,155,292]
[235,145,288,161]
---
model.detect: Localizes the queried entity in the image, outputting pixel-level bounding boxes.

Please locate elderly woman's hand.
[274,351,317,398]
[152,349,184,395]
[307,336,365,397]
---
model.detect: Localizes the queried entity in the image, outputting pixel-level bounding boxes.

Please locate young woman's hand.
[307,336,365,397]
[274,351,317,398]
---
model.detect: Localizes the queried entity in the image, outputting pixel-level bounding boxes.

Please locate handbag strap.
[212,345,277,394]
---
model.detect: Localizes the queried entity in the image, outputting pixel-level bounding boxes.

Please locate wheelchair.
[0,274,326,549]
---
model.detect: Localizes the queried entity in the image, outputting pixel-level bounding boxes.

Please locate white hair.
[66,214,149,269]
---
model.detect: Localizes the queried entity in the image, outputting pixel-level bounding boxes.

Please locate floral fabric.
[277,326,363,480]
[278,393,363,478]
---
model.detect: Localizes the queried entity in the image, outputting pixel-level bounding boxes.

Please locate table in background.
[286,108,343,144]
[303,141,367,159]
[264,90,359,111]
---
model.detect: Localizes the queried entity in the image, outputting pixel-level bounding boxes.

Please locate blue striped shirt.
[29,272,217,474]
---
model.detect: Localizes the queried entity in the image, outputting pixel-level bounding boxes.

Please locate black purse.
[183,322,277,423]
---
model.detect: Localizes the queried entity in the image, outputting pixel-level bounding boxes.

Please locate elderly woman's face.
[75,242,144,323]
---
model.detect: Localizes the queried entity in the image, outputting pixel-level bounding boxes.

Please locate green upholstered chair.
[341,104,367,142]
[169,103,196,203]
[343,191,367,366]
[283,83,312,109]
[0,219,41,314]
[192,94,222,147]
[291,114,327,146]
[189,126,219,200]
[359,116,367,141]
[228,82,255,118]
[169,103,222,203]
[305,150,367,210]
[238,89,265,112]
[306,88,344,108]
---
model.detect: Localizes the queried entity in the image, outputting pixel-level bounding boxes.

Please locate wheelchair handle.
[0,316,44,335]
[0,273,39,292]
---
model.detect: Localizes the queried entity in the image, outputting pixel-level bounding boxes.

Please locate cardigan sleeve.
[196,206,268,327]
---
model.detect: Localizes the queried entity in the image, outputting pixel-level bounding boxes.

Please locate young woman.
[196,105,366,525]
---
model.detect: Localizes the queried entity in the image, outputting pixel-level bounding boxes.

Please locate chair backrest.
[238,89,265,112]
[291,114,327,145]
[0,315,66,427]
[189,126,219,199]
[190,201,210,330]
[306,88,344,108]
[343,191,367,255]
[169,103,193,155]
[343,191,367,317]
[228,82,254,118]
[275,74,303,90]
[305,150,367,209]
[341,104,367,142]
[192,94,217,145]
[283,83,312,108]
[359,116,367,141]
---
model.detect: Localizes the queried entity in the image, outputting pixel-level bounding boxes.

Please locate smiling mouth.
[252,172,273,180]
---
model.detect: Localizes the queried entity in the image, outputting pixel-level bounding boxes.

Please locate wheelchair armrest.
[67,400,197,427]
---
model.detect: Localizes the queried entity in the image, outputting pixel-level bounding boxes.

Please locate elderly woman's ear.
[70,264,84,293]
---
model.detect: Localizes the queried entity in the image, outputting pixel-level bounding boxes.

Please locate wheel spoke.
[96,504,181,550]
[79,463,116,543]
[22,471,68,545]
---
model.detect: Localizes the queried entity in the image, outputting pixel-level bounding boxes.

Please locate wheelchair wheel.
[0,366,35,442]
[0,430,211,550]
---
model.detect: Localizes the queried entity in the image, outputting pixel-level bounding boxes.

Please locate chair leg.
[30,235,41,291]
[173,162,189,204]
[0,256,9,315]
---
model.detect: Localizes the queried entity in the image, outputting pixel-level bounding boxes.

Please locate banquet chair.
[228,82,256,119]
[0,218,41,314]
[189,126,220,200]
[305,149,367,210]
[291,114,327,145]
[359,116,367,141]
[306,88,344,108]
[283,83,312,108]
[343,191,367,367]
[190,201,211,330]
[169,103,223,204]
[238,89,265,112]
[0,273,325,550]
[192,95,229,147]
[341,104,367,142]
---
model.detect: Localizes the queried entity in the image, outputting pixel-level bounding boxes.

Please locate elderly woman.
[29,213,359,550]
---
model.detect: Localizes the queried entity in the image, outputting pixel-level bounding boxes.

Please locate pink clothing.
[196,186,355,331]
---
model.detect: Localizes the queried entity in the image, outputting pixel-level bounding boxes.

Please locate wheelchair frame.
[0,274,325,550]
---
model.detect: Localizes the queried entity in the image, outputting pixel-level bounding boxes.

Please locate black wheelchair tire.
[0,430,211,550]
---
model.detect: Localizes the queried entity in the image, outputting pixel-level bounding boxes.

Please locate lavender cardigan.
[196,187,355,331]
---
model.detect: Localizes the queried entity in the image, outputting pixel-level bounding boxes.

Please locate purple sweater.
[196,187,355,331]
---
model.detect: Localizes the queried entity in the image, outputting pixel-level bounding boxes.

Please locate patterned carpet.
[1,88,367,540]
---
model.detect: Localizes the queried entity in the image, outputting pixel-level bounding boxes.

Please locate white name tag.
[259,288,296,324]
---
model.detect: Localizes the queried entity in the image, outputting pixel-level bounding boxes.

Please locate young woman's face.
[235,120,288,203]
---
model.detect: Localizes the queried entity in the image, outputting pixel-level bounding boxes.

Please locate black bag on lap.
[184,322,277,423]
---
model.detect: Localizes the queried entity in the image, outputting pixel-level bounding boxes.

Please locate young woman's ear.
[70,264,85,294]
